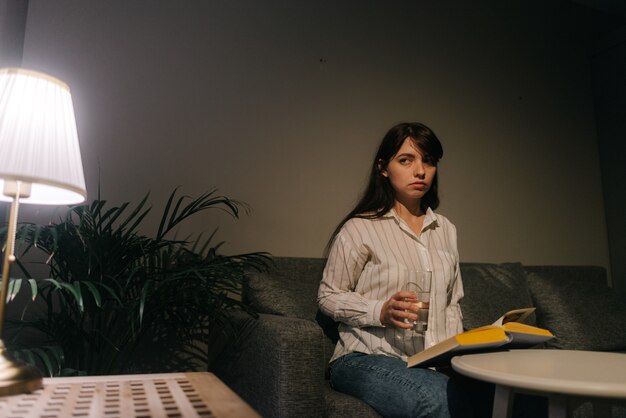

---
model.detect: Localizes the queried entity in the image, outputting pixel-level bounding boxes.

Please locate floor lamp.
[0,68,87,395]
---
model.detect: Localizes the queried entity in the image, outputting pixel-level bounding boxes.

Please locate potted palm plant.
[1,188,269,376]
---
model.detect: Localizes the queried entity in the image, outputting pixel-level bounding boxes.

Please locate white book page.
[492,307,536,326]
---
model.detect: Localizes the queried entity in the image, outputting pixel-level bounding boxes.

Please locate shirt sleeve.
[445,223,464,336]
[317,229,385,328]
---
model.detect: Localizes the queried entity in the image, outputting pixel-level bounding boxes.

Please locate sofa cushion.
[324,384,381,418]
[527,270,626,351]
[244,257,326,322]
[459,262,536,330]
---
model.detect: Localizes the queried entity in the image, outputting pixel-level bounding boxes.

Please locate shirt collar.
[383,206,439,234]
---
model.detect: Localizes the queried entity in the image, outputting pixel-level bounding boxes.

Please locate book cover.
[406,308,554,368]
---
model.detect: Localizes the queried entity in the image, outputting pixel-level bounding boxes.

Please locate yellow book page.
[502,322,554,337]
[467,325,499,333]
[456,327,508,346]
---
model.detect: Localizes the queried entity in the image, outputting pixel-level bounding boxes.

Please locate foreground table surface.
[452,350,626,418]
[452,349,626,398]
[0,371,260,418]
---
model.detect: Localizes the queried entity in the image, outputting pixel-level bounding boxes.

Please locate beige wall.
[20,0,609,269]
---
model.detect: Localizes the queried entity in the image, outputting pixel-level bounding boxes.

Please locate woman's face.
[379,138,437,204]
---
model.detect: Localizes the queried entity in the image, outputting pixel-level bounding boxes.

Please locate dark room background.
[1,0,625,297]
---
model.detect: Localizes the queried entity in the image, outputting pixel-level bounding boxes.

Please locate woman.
[318,122,470,418]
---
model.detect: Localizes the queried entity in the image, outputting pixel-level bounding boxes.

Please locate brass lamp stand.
[0,181,43,395]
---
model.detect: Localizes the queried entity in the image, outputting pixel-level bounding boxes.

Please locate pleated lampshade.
[0,68,86,205]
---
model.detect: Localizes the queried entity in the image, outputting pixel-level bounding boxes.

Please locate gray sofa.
[214,257,626,418]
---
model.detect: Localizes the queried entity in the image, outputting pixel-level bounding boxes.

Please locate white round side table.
[451,349,626,418]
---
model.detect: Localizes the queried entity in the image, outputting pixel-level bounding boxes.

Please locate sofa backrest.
[244,257,550,326]
[244,257,326,322]
[459,262,537,329]
[524,265,626,352]
[243,257,624,353]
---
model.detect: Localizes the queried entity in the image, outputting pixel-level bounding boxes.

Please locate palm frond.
[156,189,242,241]
[3,188,270,376]
[10,345,68,377]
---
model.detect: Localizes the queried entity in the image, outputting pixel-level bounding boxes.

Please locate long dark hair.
[327,122,444,249]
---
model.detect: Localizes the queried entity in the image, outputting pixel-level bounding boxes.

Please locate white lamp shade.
[0,68,86,205]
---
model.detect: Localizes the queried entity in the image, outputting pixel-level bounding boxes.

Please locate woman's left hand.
[379,291,424,328]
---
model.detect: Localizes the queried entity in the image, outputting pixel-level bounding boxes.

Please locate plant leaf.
[46,279,84,312]
[82,281,102,308]
[8,278,21,301]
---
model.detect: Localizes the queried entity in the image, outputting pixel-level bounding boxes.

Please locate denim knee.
[330,353,470,418]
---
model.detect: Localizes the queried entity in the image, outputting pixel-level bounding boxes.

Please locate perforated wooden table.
[0,372,260,418]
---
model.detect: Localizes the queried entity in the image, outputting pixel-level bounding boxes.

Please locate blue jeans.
[329,353,473,418]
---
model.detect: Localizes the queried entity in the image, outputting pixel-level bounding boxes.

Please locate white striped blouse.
[318,207,464,363]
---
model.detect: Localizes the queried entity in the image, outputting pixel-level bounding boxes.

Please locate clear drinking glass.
[401,270,432,333]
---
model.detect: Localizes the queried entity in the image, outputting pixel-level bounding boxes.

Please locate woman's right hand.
[379,291,424,328]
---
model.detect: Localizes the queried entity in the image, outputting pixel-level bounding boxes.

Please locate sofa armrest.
[214,312,326,418]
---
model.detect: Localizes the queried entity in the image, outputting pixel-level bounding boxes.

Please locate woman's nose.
[414,161,425,177]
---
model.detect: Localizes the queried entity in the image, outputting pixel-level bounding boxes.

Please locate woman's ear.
[377,159,388,177]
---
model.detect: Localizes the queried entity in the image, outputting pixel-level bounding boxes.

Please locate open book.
[406,308,554,368]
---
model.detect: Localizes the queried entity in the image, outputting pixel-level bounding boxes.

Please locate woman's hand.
[379,291,427,328]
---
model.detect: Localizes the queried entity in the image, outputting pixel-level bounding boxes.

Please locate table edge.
[451,351,626,399]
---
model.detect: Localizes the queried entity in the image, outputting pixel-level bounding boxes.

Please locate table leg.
[548,394,566,418]
[492,385,514,418]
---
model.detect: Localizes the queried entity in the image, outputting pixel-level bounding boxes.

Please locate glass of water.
[401,270,431,333]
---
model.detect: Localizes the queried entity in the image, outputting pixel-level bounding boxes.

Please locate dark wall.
[592,26,626,298]
[20,0,611,266]
[0,0,28,66]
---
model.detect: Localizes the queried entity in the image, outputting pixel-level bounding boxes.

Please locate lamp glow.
[0,68,86,204]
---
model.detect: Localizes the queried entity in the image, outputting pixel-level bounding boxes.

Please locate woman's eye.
[398,158,410,165]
